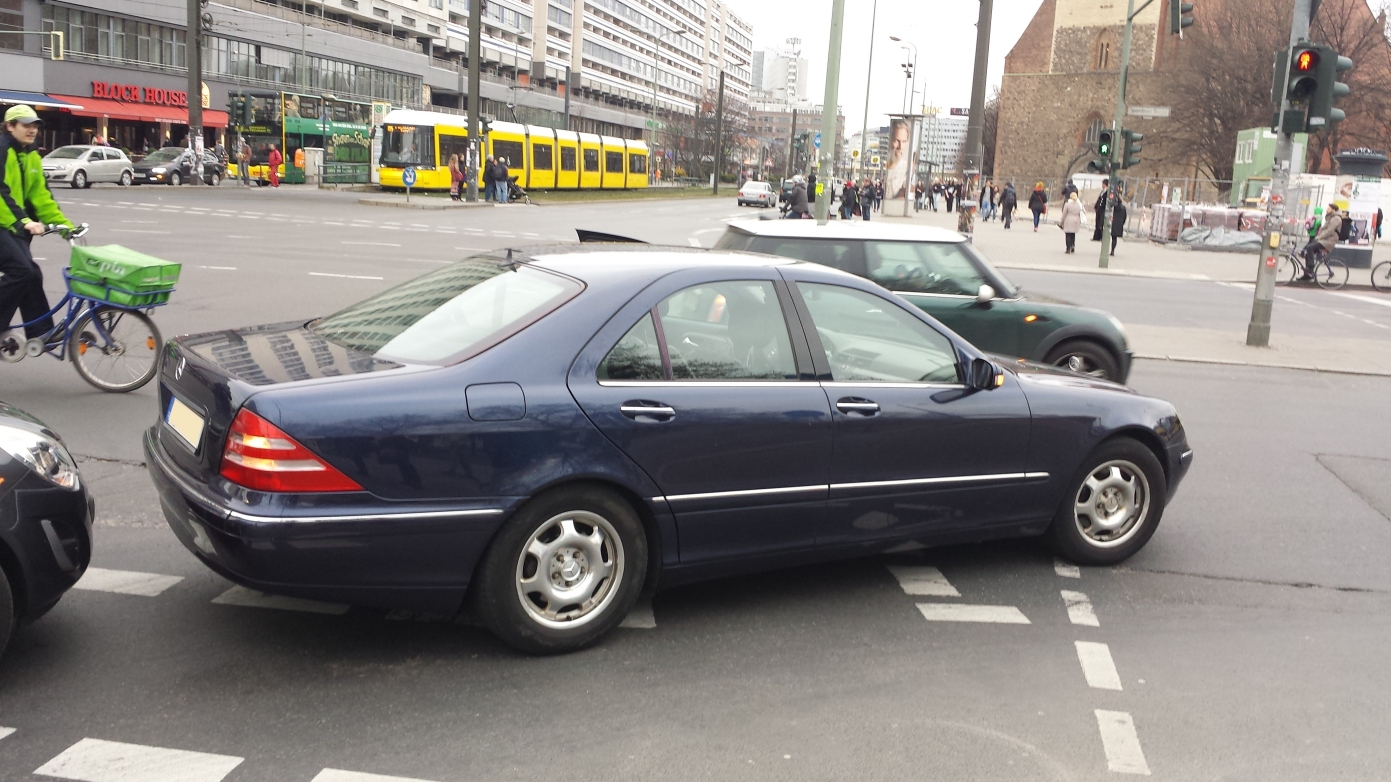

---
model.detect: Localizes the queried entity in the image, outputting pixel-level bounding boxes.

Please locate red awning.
[47,95,229,128]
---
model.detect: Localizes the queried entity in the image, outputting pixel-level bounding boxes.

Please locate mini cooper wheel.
[1044,340,1120,381]
[474,486,647,654]
[1047,438,1167,565]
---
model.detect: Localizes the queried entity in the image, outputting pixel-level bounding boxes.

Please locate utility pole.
[713,70,725,195]
[1098,0,1144,269]
[1248,0,1313,346]
[962,0,992,196]
[465,0,481,201]
[187,0,204,185]
[857,0,878,176]
[563,65,572,130]
[815,0,846,223]
[784,108,798,180]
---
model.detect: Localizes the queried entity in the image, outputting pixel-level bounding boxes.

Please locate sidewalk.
[879,204,1391,377]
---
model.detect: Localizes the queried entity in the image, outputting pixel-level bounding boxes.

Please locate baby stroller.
[507,176,531,205]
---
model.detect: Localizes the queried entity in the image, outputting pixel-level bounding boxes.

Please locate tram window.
[381,124,434,167]
[439,133,470,168]
[561,147,577,171]
[493,140,524,169]
[533,143,553,171]
[605,151,623,173]
[628,154,646,174]
[583,149,599,172]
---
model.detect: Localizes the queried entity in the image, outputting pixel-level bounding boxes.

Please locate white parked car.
[737,180,776,208]
[42,145,134,189]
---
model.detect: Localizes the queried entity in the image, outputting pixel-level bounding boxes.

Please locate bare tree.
[982,88,1001,176]
[1306,0,1391,173]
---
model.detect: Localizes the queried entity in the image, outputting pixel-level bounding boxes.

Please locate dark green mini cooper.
[715,221,1133,382]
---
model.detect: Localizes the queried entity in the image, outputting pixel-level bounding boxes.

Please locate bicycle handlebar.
[41,222,89,240]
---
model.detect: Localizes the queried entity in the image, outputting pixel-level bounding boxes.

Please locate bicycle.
[0,224,172,392]
[1275,241,1348,290]
[1372,260,1391,293]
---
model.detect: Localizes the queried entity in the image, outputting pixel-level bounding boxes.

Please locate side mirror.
[967,357,1003,390]
[975,284,996,306]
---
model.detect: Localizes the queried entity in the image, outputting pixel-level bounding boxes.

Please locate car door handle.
[835,398,880,416]
[620,401,676,422]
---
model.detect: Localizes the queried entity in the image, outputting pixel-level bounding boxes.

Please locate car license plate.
[165,397,205,450]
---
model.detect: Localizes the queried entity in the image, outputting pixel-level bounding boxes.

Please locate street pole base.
[1245,322,1271,347]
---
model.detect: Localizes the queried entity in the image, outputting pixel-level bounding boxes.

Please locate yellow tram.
[375,109,649,192]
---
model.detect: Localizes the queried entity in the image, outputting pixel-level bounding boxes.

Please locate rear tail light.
[219,408,362,493]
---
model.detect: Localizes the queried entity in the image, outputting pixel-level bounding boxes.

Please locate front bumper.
[1164,442,1193,501]
[144,428,510,613]
[0,472,93,620]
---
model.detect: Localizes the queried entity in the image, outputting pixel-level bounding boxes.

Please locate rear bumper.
[0,475,93,621]
[144,428,512,613]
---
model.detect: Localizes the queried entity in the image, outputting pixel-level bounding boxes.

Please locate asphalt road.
[2,187,1389,782]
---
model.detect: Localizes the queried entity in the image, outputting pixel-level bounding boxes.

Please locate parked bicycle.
[1275,240,1348,290]
[0,223,175,392]
[1372,260,1391,293]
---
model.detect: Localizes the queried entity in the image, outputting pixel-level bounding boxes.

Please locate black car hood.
[996,355,1137,394]
[0,400,52,435]
[178,321,406,387]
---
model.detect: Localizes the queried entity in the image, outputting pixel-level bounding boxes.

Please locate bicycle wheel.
[1275,253,1300,285]
[67,307,162,392]
[1372,261,1391,293]
[1315,259,1348,290]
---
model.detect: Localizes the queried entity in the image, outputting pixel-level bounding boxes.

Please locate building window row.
[547,5,572,28]
[205,36,421,104]
[587,0,701,59]
[41,4,186,69]
[482,1,532,33]
[582,37,652,79]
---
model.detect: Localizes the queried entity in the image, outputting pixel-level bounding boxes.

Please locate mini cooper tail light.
[219,408,362,493]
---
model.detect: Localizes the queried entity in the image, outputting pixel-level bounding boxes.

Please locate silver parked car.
[42,145,135,189]
[737,180,776,207]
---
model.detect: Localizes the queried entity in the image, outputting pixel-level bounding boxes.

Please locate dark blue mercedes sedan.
[145,246,1192,653]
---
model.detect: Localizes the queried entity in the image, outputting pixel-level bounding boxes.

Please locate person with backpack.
[1300,204,1344,280]
[999,182,1018,229]
[1028,182,1048,231]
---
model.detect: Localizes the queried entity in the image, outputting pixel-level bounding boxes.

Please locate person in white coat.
[1060,191,1084,253]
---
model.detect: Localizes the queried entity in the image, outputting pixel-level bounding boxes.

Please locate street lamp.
[649,27,688,184]
[889,37,918,115]
[858,0,878,179]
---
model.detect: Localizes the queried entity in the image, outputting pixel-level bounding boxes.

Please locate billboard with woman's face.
[884,115,921,215]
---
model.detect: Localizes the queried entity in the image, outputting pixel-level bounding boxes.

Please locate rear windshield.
[46,147,87,159]
[310,258,582,364]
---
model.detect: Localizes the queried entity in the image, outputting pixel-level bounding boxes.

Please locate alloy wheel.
[515,510,624,629]
[1073,459,1151,547]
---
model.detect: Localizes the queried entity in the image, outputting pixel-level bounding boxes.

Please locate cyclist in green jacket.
[1,104,72,341]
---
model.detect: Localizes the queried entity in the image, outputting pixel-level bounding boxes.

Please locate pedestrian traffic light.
[1287,45,1320,105]
[239,96,254,127]
[1168,0,1194,36]
[1088,130,1114,174]
[480,117,492,136]
[1308,45,1352,128]
[1121,129,1143,169]
[227,96,244,129]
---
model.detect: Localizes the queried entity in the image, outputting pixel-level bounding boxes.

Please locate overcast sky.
[725,0,1044,134]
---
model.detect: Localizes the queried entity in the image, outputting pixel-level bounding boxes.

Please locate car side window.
[864,241,988,296]
[748,238,865,276]
[796,283,960,384]
[660,281,797,380]
[599,312,664,381]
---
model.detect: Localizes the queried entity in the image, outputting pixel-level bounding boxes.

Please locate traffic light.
[1121,129,1143,169]
[240,96,254,127]
[1168,0,1194,36]
[480,117,492,136]
[1308,45,1352,128]
[1287,45,1320,104]
[1087,129,1114,172]
[227,96,243,129]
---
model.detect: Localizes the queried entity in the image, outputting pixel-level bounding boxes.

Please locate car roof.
[722,219,967,243]
[526,245,798,279]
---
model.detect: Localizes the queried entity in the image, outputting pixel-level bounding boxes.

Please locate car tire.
[1047,437,1167,566]
[1044,340,1120,381]
[473,485,647,654]
[119,170,133,187]
[209,170,221,186]
[169,171,182,186]
[0,560,14,660]
[71,170,86,190]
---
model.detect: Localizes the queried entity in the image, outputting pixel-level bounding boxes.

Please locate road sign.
[402,166,417,187]
[814,132,822,149]
[1127,105,1171,119]
[870,155,880,166]
[851,149,861,159]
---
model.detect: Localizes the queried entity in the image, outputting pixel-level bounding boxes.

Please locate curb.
[1133,354,1391,377]
[994,263,1218,281]
[356,198,492,210]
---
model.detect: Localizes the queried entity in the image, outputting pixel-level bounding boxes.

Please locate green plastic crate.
[67,277,172,307]
[70,245,181,289]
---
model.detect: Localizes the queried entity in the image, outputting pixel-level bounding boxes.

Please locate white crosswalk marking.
[619,596,656,629]
[0,726,14,741]
[311,770,439,782]
[34,738,244,782]
[1061,589,1100,626]
[1053,558,1081,578]
[212,586,349,615]
[886,565,960,596]
[916,604,1030,624]
[1075,641,1123,690]
[74,567,183,597]
[1094,710,1151,775]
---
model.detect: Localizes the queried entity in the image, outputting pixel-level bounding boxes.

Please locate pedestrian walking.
[238,138,252,187]
[492,157,511,202]
[482,155,497,202]
[945,181,955,212]
[1376,207,1383,241]
[980,180,998,221]
[841,179,859,220]
[1000,182,1017,229]
[1061,179,1078,201]
[1110,198,1129,255]
[873,180,884,212]
[860,178,875,222]
[913,181,924,212]
[0,105,73,342]
[1092,179,1109,241]
[1028,182,1048,231]
[807,171,818,206]
[267,144,282,187]
[1060,192,1083,253]
[448,153,463,201]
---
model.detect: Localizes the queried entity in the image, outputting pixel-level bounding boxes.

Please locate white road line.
[915,604,1030,624]
[1330,291,1391,309]
[0,726,14,740]
[1061,589,1100,626]
[886,565,960,596]
[399,258,451,264]
[212,585,350,615]
[308,272,385,281]
[1054,559,1081,578]
[312,770,440,782]
[198,266,238,271]
[1076,641,1124,690]
[109,229,171,234]
[34,738,244,782]
[619,596,656,629]
[73,567,183,597]
[687,238,701,247]
[224,235,253,239]
[324,221,344,226]
[1094,710,1151,775]
[340,241,401,247]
